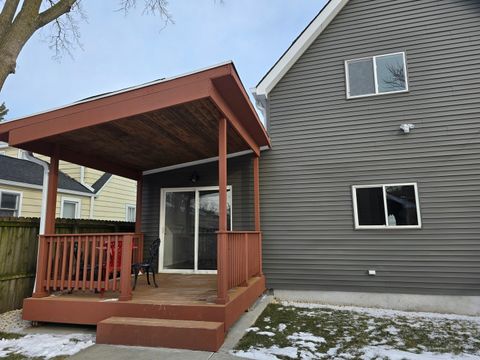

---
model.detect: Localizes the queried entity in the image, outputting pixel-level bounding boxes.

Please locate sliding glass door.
[160,187,231,273]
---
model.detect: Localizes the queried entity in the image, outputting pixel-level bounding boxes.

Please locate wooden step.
[96,317,225,351]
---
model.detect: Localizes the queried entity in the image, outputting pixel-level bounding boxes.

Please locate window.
[126,205,136,222]
[61,198,80,219]
[352,183,421,229]
[346,52,408,98]
[0,191,21,217]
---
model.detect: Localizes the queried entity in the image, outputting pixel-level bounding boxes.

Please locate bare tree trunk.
[0,0,76,93]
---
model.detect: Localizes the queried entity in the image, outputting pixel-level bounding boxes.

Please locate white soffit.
[253,0,349,98]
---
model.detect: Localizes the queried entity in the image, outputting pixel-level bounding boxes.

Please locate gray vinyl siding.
[141,155,254,270]
[262,0,480,295]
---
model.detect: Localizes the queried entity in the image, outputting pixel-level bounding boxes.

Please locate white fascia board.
[253,0,349,98]
[142,146,270,176]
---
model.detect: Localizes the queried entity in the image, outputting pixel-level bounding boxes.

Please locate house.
[0,62,270,351]
[0,154,93,218]
[0,143,137,221]
[252,0,480,314]
[2,0,479,351]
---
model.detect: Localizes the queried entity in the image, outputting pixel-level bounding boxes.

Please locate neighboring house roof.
[92,172,113,193]
[0,155,93,195]
[252,0,349,105]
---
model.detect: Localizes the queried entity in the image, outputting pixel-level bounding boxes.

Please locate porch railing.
[217,231,262,302]
[33,233,143,301]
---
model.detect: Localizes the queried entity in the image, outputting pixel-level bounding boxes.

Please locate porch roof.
[0,62,270,179]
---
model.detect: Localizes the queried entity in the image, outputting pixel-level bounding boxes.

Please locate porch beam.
[209,85,260,157]
[216,117,229,304]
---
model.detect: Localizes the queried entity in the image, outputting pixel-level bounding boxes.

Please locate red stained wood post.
[216,117,229,304]
[135,177,143,263]
[33,150,59,298]
[253,155,263,276]
[135,178,143,234]
[45,150,59,234]
[119,235,133,301]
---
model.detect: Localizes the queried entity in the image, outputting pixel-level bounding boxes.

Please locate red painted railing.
[33,233,143,301]
[218,231,262,294]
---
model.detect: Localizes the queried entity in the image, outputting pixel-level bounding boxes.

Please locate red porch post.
[33,149,59,298]
[135,177,143,234]
[216,117,229,304]
[253,155,263,276]
[253,155,261,232]
[45,150,59,234]
[135,177,144,263]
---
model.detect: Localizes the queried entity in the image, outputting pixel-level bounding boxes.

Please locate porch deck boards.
[44,274,219,305]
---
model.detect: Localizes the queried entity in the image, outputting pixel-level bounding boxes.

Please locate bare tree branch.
[37,0,78,28]
[118,0,174,25]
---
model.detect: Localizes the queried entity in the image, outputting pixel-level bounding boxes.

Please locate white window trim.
[0,189,22,217]
[125,204,136,222]
[345,52,409,99]
[352,182,421,230]
[60,196,81,219]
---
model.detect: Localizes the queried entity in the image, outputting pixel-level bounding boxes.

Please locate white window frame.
[60,197,81,219]
[345,52,409,99]
[125,204,136,222]
[0,189,22,217]
[352,182,421,230]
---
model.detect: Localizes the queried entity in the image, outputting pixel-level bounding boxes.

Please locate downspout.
[24,152,49,235]
[24,151,49,294]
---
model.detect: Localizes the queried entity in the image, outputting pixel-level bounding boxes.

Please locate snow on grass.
[0,333,94,359]
[232,302,480,360]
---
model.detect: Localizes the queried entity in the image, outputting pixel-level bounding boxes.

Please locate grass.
[234,302,480,359]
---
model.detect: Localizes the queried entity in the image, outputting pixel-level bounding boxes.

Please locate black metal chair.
[132,238,161,290]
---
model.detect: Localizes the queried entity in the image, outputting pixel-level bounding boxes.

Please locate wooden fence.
[0,217,134,313]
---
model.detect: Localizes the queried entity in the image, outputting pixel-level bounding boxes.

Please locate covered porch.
[0,62,270,351]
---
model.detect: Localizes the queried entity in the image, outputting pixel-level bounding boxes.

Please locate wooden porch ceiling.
[43,98,248,172]
[0,63,270,179]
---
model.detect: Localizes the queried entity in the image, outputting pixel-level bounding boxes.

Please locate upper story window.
[352,183,421,229]
[345,52,408,98]
[0,191,21,217]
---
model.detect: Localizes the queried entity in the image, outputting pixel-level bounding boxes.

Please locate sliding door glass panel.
[198,189,231,270]
[163,191,195,270]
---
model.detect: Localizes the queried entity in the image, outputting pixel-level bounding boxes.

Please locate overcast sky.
[2,0,326,120]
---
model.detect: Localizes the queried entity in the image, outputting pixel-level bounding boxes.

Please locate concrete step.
[96,317,225,352]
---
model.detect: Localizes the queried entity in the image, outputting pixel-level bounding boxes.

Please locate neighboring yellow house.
[0,144,137,221]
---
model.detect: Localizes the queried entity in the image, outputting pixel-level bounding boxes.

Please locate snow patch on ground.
[233,346,298,360]
[361,346,480,360]
[0,333,94,359]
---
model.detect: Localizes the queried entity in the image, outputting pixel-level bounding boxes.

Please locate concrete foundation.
[274,290,480,316]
